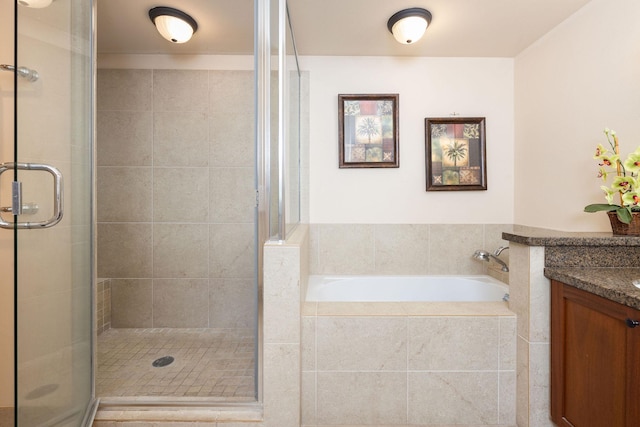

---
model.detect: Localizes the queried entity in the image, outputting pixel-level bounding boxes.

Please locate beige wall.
[96,67,257,329]
[0,0,15,407]
[300,55,515,225]
[514,0,640,231]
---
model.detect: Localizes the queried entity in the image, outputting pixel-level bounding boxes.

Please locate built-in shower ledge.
[94,399,263,423]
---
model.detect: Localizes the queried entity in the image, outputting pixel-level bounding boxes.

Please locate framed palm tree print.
[338,94,399,168]
[425,117,487,191]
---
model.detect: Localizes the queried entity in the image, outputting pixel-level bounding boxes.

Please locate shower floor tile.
[97,328,255,400]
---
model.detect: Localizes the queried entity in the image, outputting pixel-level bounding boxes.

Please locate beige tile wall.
[263,224,309,427]
[301,309,516,426]
[509,243,553,427]
[97,69,256,329]
[309,223,512,282]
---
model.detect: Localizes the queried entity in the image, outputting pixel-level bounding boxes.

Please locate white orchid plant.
[584,128,640,224]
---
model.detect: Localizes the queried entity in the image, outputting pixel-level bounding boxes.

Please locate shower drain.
[152,356,175,367]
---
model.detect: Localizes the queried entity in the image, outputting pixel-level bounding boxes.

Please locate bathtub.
[306,274,509,302]
[302,274,516,425]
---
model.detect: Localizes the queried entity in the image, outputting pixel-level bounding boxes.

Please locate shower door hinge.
[255,190,260,207]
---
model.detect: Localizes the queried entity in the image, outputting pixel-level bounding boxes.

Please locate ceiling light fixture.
[387,8,432,45]
[149,6,198,44]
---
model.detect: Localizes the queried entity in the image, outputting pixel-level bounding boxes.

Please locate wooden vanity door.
[550,280,640,427]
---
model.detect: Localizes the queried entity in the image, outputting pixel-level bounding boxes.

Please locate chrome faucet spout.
[488,253,509,272]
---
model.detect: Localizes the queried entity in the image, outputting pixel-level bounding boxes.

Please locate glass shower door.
[0,0,95,425]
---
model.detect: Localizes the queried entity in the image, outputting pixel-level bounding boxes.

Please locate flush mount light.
[18,0,53,8]
[149,6,198,44]
[387,8,432,45]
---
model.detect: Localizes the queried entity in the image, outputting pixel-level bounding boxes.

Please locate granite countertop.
[503,225,640,247]
[544,267,640,311]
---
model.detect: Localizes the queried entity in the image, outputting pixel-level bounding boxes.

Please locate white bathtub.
[306,274,509,302]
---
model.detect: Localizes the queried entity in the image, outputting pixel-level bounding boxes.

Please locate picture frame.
[425,117,487,191]
[338,94,399,168]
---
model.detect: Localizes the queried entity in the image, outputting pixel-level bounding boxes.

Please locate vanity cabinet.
[550,280,640,427]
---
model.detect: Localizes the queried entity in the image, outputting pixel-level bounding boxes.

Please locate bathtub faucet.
[472,247,509,272]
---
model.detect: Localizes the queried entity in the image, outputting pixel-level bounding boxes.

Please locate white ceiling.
[97,0,593,57]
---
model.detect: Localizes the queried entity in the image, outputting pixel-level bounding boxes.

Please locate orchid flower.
[612,175,634,192]
[622,191,640,207]
[593,144,609,158]
[585,129,640,224]
[597,167,609,181]
[623,148,640,173]
[598,154,619,167]
[601,185,617,204]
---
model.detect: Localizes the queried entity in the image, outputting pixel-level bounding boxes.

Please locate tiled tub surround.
[301,302,517,426]
[301,223,516,426]
[96,68,256,330]
[309,224,512,283]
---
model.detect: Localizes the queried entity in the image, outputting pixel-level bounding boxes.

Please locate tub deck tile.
[306,301,515,317]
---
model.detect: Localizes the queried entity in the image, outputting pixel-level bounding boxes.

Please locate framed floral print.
[425,117,487,191]
[338,94,399,168]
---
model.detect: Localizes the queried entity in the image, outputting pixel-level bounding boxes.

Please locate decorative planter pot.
[607,211,640,236]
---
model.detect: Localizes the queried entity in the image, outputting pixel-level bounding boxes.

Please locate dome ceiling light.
[149,6,198,44]
[387,8,432,45]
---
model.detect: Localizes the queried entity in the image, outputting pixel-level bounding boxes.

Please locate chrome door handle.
[0,162,63,229]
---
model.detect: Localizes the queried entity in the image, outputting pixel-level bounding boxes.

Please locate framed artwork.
[425,117,487,191]
[338,94,399,168]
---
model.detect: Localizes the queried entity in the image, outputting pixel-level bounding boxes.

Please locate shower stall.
[0,0,302,424]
